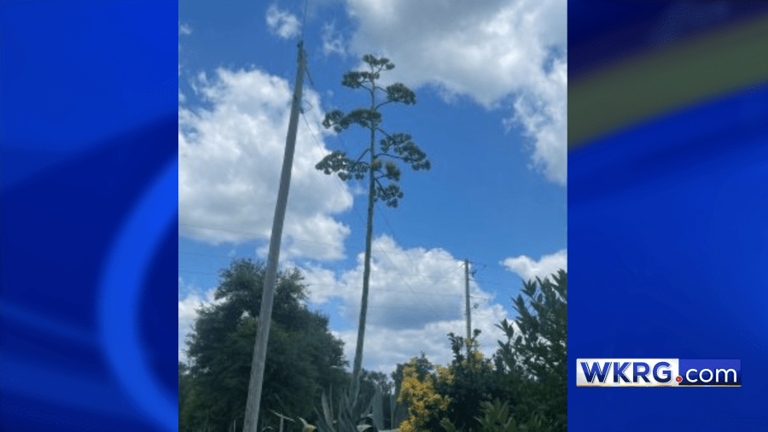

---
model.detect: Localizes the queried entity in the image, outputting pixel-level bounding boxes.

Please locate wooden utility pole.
[242,40,306,432]
[464,259,471,350]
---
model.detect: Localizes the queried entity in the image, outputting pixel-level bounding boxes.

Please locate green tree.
[316,54,430,397]
[181,259,349,432]
[494,270,567,431]
[392,353,435,400]
[394,355,448,432]
[436,330,507,432]
[178,361,194,432]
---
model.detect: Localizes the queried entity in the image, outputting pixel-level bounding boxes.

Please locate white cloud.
[303,235,472,328]
[502,249,567,282]
[301,235,511,373]
[321,22,346,57]
[177,236,529,373]
[342,0,567,185]
[508,57,566,184]
[333,310,508,374]
[179,22,192,100]
[179,67,354,261]
[179,22,192,36]
[266,5,301,39]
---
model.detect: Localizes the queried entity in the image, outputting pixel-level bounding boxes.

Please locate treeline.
[179,259,566,432]
[393,272,567,432]
[179,259,347,432]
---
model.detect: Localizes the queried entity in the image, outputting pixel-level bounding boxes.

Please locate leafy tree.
[494,270,567,431]
[395,356,449,432]
[436,331,507,432]
[181,259,348,432]
[391,353,437,429]
[178,361,196,432]
[361,369,393,396]
[391,353,435,400]
[316,54,430,397]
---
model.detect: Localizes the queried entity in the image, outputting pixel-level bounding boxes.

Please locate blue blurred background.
[0,1,177,431]
[569,1,768,430]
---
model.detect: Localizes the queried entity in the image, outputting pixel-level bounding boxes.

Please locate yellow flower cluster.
[399,419,417,432]
[397,361,451,432]
[436,365,454,386]
[459,345,488,371]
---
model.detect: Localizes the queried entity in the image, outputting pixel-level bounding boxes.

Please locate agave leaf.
[299,417,317,432]
[315,390,338,432]
[322,391,334,426]
[371,385,384,431]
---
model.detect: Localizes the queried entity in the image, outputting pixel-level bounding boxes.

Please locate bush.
[395,356,449,432]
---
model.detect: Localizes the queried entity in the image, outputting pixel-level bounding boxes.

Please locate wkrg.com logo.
[577,359,741,387]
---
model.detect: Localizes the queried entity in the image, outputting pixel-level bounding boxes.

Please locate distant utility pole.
[464,259,471,350]
[242,40,306,432]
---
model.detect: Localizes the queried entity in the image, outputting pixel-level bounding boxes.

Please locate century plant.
[316,54,430,398]
[440,399,550,432]
[310,385,383,432]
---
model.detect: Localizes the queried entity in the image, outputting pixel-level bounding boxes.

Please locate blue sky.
[179,0,566,374]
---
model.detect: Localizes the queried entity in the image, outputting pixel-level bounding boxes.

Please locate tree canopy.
[390,270,567,432]
[179,260,567,432]
[179,259,348,432]
[494,270,567,431]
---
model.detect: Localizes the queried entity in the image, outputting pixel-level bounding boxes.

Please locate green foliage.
[316,53,430,417]
[315,54,430,209]
[395,356,449,432]
[435,331,507,432]
[360,369,393,396]
[302,368,393,432]
[494,270,567,432]
[179,259,348,432]
[430,271,567,432]
[440,399,550,432]
[390,353,435,428]
[383,272,567,432]
[312,384,381,432]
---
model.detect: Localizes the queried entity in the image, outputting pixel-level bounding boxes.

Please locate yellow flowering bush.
[397,359,450,432]
[438,331,507,432]
[436,365,454,386]
[459,339,487,370]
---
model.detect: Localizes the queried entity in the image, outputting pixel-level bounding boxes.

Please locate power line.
[180,222,347,249]
[306,283,492,299]
[471,278,514,288]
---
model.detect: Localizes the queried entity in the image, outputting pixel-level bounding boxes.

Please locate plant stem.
[351,74,378,402]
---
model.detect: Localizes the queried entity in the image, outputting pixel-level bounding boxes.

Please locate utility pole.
[464,259,471,352]
[242,40,306,432]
